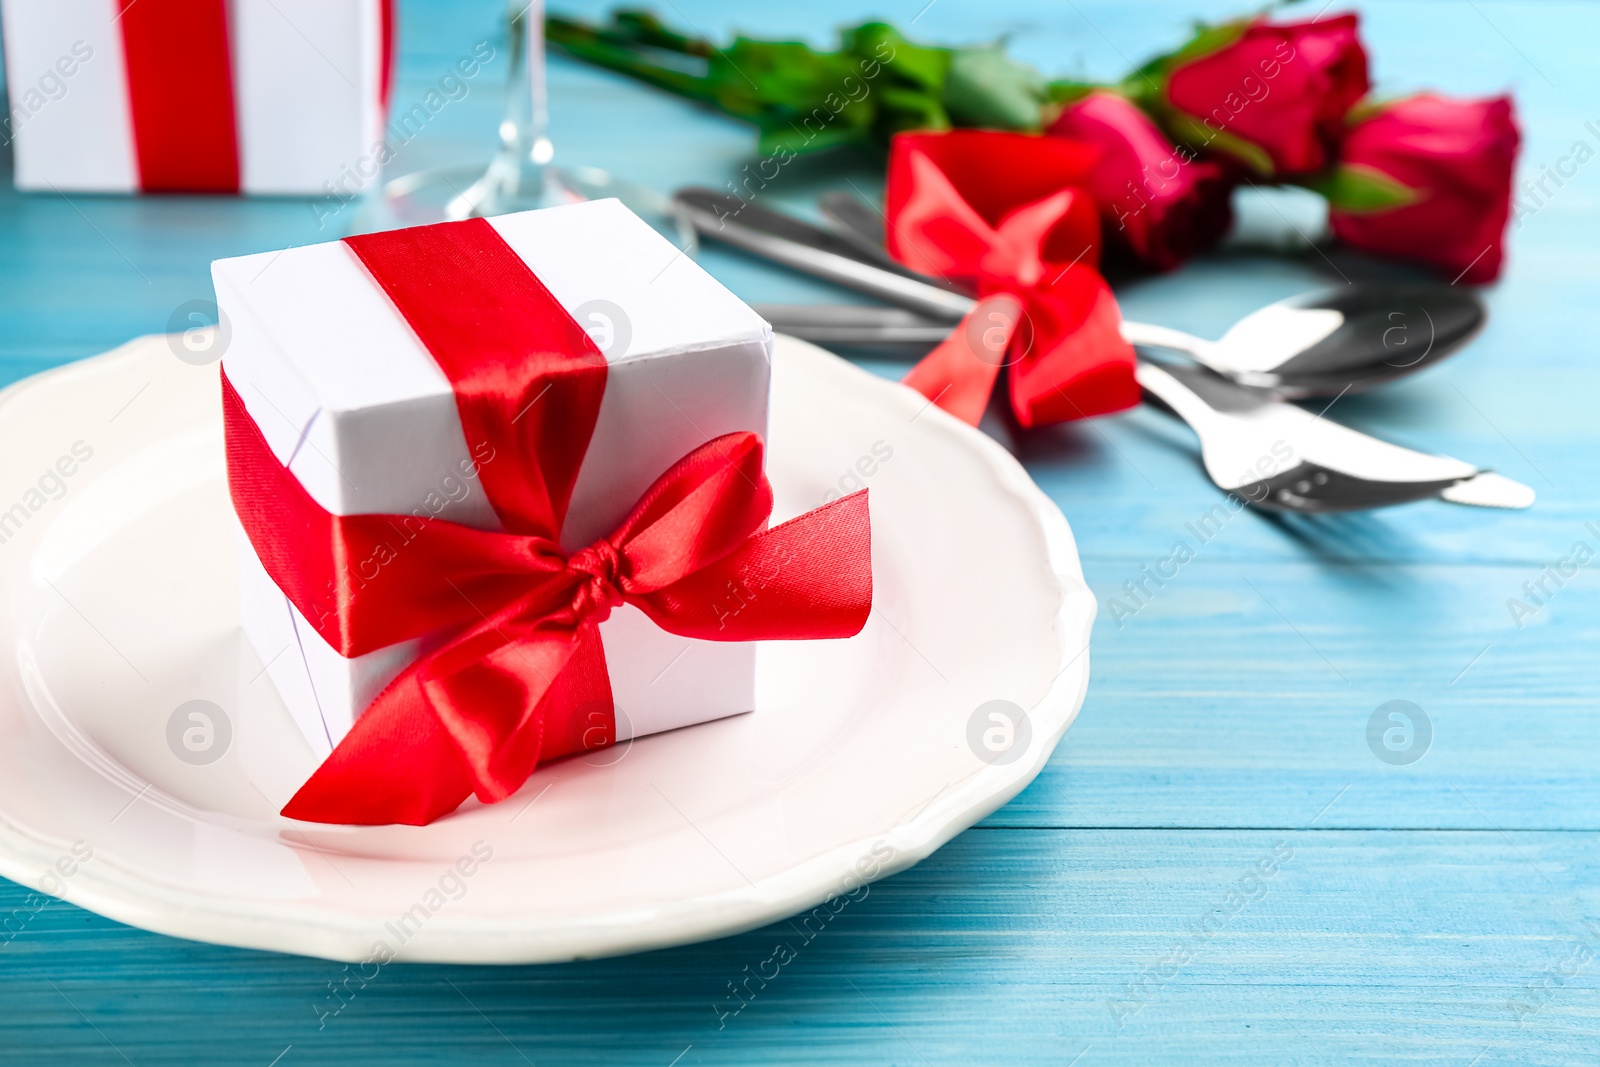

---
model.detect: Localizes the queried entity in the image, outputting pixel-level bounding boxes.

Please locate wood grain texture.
[0,0,1596,1062]
[2,831,1599,1065]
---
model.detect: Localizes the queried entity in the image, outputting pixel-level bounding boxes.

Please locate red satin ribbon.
[379,0,396,116]
[886,131,1140,427]
[225,217,873,825]
[116,0,396,193]
[118,0,241,192]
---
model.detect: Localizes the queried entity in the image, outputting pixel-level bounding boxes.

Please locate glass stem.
[502,0,553,178]
[445,0,554,218]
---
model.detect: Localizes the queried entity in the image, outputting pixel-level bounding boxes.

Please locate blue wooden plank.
[2,830,1599,1065]
[990,557,1600,831]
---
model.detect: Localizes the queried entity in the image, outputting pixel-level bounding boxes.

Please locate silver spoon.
[678,188,1485,399]
[1122,286,1482,399]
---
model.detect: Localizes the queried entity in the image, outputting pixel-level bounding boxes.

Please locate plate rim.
[0,334,1095,964]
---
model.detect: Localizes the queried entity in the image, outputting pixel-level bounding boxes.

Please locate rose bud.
[1047,90,1235,271]
[1323,94,1520,284]
[1140,13,1369,178]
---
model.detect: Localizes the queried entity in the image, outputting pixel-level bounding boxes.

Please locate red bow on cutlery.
[886,130,1140,427]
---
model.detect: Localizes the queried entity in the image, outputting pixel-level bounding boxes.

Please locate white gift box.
[1,0,389,194]
[215,199,773,759]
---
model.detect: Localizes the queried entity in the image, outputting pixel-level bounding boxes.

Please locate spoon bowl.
[1159,285,1487,399]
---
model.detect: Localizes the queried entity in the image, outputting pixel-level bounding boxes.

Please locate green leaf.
[844,22,950,91]
[548,10,1066,156]
[1044,79,1099,106]
[1341,95,1389,127]
[1305,164,1421,213]
[1166,18,1252,67]
[877,85,952,137]
[943,46,1047,130]
[719,39,849,107]
[1163,110,1276,176]
[758,119,862,157]
[544,16,718,105]
[610,10,705,55]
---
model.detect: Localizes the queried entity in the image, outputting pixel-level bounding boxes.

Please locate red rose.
[1047,90,1235,271]
[1157,14,1368,178]
[1326,94,1519,284]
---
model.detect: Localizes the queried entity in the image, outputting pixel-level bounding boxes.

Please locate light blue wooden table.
[2,1,1596,1062]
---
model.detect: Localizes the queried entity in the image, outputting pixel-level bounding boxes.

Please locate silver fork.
[1135,358,1533,512]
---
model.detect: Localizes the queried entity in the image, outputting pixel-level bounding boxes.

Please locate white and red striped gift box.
[1,0,392,194]
[214,199,774,759]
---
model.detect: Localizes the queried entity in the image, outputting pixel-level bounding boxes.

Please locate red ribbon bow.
[115,0,394,193]
[886,130,1141,427]
[225,218,873,826]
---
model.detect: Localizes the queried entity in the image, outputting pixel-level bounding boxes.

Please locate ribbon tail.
[1008,267,1140,428]
[281,620,613,826]
[634,491,873,641]
[427,621,613,800]
[902,299,1014,426]
[280,669,476,827]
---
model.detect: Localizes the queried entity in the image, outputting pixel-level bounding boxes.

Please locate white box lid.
[214,199,772,532]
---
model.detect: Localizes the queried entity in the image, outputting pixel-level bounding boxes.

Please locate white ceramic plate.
[0,333,1093,964]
